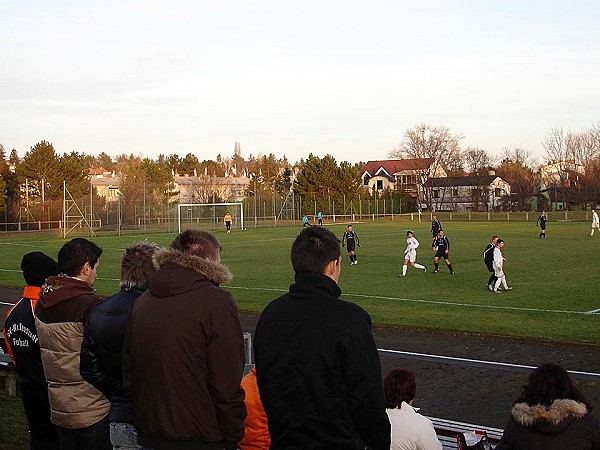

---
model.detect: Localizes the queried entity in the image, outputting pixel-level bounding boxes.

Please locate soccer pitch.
[0,220,598,345]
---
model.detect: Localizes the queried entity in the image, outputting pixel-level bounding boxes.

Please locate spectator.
[496,363,600,450]
[384,369,442,450]
[254,226,390,449]
[239,368,270,450]
[80,241,159,450]
[123,229,246,450]
[3,252,59,450]
[34,238,110,450]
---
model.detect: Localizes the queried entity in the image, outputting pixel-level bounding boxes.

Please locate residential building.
[426,175,510,212]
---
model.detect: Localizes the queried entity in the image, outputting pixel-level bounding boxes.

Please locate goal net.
[178,203,244,233]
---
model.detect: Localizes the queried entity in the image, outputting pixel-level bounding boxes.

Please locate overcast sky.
[2,1,599,165]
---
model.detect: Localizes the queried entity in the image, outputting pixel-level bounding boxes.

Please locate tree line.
[2,123,600,225]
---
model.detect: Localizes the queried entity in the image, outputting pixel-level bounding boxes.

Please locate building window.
[433,189,440,199]
[452,188,459,197]
[376,180,383,190]
[363,176,369,186]
[495,188,502,197]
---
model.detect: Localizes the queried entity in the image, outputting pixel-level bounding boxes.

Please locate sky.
[2,1,599,165]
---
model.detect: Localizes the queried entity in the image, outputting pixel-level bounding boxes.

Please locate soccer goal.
[178,203,244,233]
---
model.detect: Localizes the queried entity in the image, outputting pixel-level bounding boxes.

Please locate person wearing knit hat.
[3,252,60,450]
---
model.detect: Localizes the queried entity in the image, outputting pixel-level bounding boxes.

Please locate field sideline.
[0,220,598,344]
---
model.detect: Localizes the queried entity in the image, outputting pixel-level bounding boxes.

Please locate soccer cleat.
[434,269,439,273]
[450,271,455,274]
[423,267,427,273]
[397,274,405,277]
[505,287,513,291]
[354,260,358,265]
[487,285,493,291]
[493,289,501,293]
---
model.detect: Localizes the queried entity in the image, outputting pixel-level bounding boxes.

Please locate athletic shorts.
[405,249,416,263]
[435,251,449,260]
[347,243,356,252]
[485,263,494,273]
[494,267,504,278]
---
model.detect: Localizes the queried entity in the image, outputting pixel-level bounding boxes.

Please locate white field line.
[0,276,597,316]
[227,285,599,316]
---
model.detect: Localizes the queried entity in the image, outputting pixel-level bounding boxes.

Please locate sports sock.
[448,264,453,272]
[402,264,407,276]
[487,274,495,286]
[434,262,439,270]
[494,278,502,291]
[413,263,425,270]
[502,277,509,289]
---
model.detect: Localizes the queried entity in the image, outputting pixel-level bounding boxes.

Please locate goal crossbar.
[178,202,244,233]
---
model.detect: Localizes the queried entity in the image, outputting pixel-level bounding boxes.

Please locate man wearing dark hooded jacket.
[80,241,159,449]
[123,230,246,450]
[254,226,391,449]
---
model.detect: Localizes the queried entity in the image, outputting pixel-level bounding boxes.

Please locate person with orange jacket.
[239,368,270,450]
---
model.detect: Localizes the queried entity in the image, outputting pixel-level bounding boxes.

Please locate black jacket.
[254,272,391,450]
[496,399,600,450]
[80,287,146,423]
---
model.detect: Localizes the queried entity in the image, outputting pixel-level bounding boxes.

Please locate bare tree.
[495,147,537,211]
[463,147,492,211]
[390,124,463,210]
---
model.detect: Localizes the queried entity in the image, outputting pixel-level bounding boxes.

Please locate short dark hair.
[171,229,221,260]
[497,239,504,245]
[21,252,58,287]
[384,369,416,408]
[58,238,102,277]
[120,241,160,290]
[516,363,591,408]
[291,226,341,274]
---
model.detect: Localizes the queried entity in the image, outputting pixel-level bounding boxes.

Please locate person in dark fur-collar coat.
[123,229,246,450]
[496,363,600,450]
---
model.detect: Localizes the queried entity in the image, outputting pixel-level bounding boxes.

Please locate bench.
[0,353,17,396]
[428,416,503,449]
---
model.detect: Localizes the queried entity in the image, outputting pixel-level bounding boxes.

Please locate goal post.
[177,202,244,233]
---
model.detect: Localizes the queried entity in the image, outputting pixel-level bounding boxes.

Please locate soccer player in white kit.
[400,230,427,277]
[590,210,599,236]
[493,239,512,293]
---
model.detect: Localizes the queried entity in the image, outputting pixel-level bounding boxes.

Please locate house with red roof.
[359,158,447,206]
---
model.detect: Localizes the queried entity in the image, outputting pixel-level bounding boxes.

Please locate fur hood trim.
[153,248,232,285]
[511,399,588,426]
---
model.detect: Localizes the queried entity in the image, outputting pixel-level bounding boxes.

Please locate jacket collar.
[511,399,588,426]
[153,248,232,285]
[289,272,342,299]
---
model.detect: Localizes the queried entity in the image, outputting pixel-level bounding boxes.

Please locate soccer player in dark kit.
[483,235,499,291]
[342,225,360,265]
[431,215,442,240]
[432,230,454,274]
[536,211,547,238]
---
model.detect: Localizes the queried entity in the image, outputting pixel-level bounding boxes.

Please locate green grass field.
[0,219,598,345]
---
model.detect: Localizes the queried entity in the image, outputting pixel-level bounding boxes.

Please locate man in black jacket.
[254,226,391,449]
[483,235,499,291]
[3,252,59,450]
[80,241,159,450]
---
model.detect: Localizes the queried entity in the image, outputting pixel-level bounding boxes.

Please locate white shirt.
[406,236,420,253]
[493,247,504,271]
[593,212,599,225]
[386,402,442,450]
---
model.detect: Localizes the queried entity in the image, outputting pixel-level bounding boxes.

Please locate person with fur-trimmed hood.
[123,229,246,450]
[496,363,600,450]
